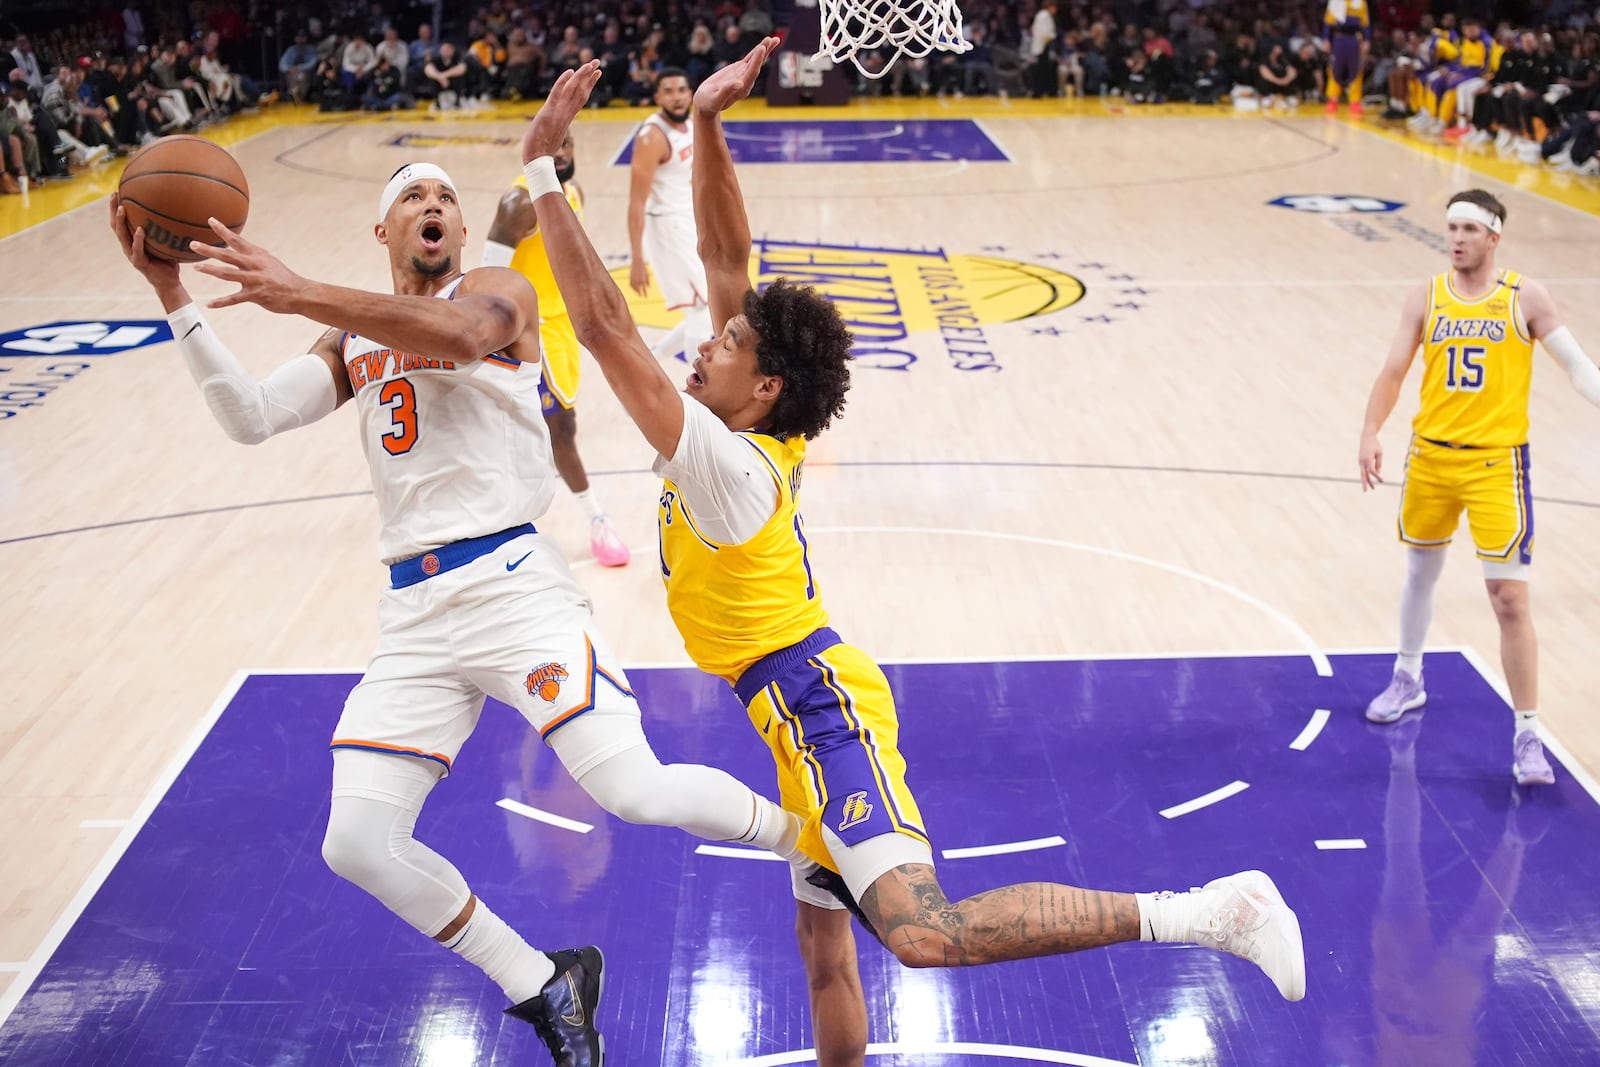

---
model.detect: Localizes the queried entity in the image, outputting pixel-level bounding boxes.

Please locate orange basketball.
[117,135,249,263]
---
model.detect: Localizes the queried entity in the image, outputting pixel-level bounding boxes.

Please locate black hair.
[657,66,689,85]
[742,279,853,441]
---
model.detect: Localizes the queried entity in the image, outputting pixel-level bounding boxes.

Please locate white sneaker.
[1576,157,1600,176]
[1517,140,1542,165]
[1191,870,1306,1001]
[84,144,110,165]
[1495,129,1514,152]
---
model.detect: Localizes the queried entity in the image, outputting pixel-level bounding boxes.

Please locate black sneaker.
[506,946,605,1066]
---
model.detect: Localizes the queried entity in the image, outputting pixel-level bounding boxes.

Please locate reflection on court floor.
[610,119,1011,164]
[2,652,1597,1066]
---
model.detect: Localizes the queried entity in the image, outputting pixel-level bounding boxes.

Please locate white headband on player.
[1446,200,1503,234]
[378,163,457,222]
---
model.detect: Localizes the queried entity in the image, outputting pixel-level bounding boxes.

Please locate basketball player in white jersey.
[628,68,713,361]
[108,162,808,1067]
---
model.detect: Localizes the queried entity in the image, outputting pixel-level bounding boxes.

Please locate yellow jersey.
[659,432,829,684]
[508,176,584,319]
[1413,268,1534,448]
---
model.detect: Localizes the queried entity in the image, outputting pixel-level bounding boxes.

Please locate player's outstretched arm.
[113,194,352,443]
[1359,280,1428,490]
[1519,279,1600,410]
[522,62,686,458]
[188,218,528,367]
[691,36,780,333]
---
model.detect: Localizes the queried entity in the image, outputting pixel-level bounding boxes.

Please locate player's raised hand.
[694,35,780,114]
[1359,432,1384,490]
[109,192,181,291]
[523,61,602,164]
[190,217,307,313]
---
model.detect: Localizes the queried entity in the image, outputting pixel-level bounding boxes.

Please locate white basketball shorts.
[331,527,641,784]
[643,212,708,311]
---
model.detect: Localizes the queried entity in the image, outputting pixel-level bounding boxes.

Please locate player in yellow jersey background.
[1359,189,1600,785]
[483,130,631,567]
[520,52,1306,1067]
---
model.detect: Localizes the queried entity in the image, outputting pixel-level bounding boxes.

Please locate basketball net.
[813,0,972,78]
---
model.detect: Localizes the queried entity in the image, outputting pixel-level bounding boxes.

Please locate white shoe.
[1575,157,1600,176]
[1517,140,1542,164]
[1191,870,1306,1001]
[1495,129,1514,151]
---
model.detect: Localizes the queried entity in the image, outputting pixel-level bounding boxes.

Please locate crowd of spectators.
[2,1,1598,193]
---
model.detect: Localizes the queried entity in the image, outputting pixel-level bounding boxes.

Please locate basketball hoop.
[814,0,972,78]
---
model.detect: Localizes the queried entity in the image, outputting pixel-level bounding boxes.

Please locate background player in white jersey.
[109,161,807,1067]
[628,68,713,362]
[482,129,632,567]
[523,57,1308,1067]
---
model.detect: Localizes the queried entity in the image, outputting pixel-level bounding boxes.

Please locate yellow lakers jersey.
[508,176,584,319]
[1456,33,1502,74]
[659,432,829,683]
[1414,269,1534,448]
[1323,0,1369,33]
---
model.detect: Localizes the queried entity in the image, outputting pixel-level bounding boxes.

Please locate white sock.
[1396,547,1446,677]
[441,899,555,1003]
[1515,709,1538,738]
[683,302,713,353]
[734,795,804,860]
[574,487,605,521]
[651,319,688,360]
[1134,889,1199,943]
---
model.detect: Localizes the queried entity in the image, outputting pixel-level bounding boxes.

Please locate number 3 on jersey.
[380,378,418,454]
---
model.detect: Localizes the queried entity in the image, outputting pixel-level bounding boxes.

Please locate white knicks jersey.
[342,276,556,564]
[641,113,694,216]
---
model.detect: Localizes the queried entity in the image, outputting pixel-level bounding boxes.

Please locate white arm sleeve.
[169,303,339,445]
[1543,326,1600,409]
[652,394,780,545]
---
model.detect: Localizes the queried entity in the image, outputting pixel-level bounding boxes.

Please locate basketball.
[117,135,250,263]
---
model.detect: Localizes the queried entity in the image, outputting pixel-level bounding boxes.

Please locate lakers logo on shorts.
[838,790,874,832]
[525,662,569,702]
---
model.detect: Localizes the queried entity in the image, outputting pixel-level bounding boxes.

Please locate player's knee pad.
[322,795,470,934]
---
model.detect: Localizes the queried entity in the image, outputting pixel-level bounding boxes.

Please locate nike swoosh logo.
[1486,460,1502,467]
[559,972,585,1027]
[761,715,774,736]
[182,322,202,339]
[506,551,533,572]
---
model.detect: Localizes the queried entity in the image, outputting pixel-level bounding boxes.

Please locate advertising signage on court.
[1268,195,1406,213]
[0,319,173,421]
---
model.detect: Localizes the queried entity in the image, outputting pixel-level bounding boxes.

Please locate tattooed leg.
[857,863,1140,968]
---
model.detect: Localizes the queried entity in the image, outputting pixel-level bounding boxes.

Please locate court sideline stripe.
[0,670,251,1030]
[1459,645,1600,807]
[7,460,1594,548]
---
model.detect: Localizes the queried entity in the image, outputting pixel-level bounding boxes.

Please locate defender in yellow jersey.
[1360,189,1600,786]
[522,52,1306,1067]
[482,129,631,567]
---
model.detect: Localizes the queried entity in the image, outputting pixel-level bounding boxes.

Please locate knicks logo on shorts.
[525,662,569,702]
[838,791,874,832]
[420,553,441,575]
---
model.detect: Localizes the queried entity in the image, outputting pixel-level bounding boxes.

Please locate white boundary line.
[809,526,1333,677]
[730,1040,1138,1066]
[968,117,1015,163]
[1458,645,1600,805]
[0,965,24,974]
[1289,709,1332,751]
[76,820,128,830]
[694,844,787,861]
[941,834,1066,860]
[0,670,251,1029]
[613,645,1447,672]
[1159,780,1249,819]
[1315,839,1368,850]
[494,799,594,834]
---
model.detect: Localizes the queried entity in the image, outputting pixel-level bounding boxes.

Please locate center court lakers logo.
[525,662,569,702]
[838,791,874,832]
[614,238,1086,373]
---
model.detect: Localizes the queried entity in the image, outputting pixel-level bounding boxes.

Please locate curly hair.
[742,279,854,441]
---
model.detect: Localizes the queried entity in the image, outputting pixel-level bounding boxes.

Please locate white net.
[813,0,972,78]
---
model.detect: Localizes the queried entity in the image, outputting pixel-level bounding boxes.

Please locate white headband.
[1446,200,1503,234]
[378,163,457,222]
